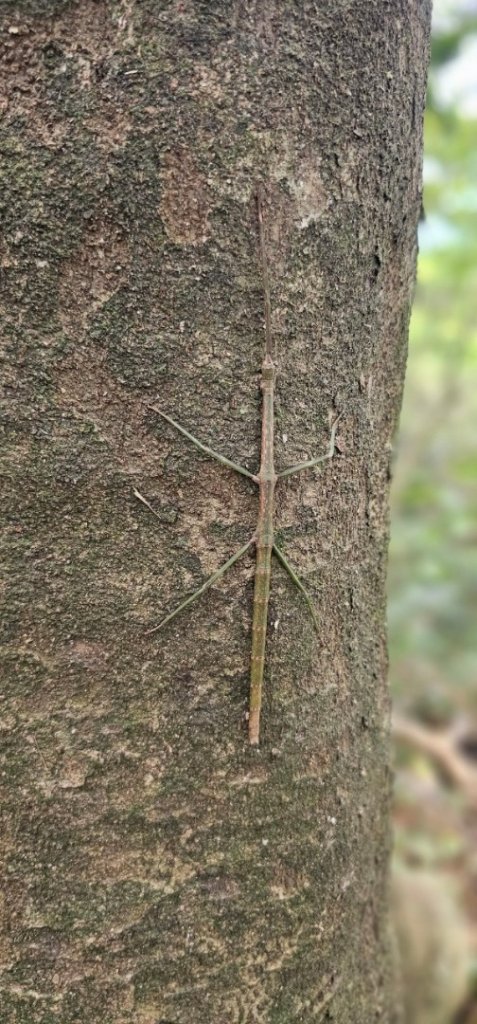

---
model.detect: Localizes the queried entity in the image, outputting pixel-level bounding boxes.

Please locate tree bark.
[0,2,431,1021]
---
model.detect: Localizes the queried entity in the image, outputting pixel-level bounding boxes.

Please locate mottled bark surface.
[0,2,430,1021]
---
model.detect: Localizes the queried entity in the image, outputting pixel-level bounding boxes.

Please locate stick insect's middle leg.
[148,405,258,483]
[277,414,341,479]
[272,543,319,631]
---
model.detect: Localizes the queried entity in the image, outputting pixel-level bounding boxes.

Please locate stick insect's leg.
[277,414,342,479]
[272,543,319,632]
[148,405,258,483]
[145,537,255,636]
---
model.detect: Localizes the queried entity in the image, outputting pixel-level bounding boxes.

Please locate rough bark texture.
[0,2,431,1022]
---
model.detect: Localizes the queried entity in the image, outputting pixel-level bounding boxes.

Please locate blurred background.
[389,1,477,1021]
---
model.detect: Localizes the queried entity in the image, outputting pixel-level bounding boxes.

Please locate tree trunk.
[0,2,431,1021]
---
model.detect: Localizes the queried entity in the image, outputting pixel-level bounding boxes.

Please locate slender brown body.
[141,187,339,745]
[249,353,277,744]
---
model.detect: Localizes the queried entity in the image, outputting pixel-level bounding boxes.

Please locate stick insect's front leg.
[272,543,319,631]
[148,405,258,483]
[277,414,341,479]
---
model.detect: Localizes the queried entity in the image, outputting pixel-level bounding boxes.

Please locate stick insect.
[135,186,340,745]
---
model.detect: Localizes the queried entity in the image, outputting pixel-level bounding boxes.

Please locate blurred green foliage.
[389,0,477,717]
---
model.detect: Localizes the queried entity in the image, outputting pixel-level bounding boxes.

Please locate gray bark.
[0,2,431,1021]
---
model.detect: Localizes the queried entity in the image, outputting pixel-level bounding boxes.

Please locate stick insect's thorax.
[256,353,277,550]
[258,353,276,482]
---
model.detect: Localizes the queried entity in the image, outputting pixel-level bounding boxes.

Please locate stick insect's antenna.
[256,184,274,359]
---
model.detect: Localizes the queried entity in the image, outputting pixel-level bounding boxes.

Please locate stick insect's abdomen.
[249,529,273,745]
[249,359,276,745]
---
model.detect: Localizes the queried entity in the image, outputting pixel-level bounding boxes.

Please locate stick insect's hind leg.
[277,414,342,479]
[272,544,319,632]
[147,405,258,483]
[143,537,255,636]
